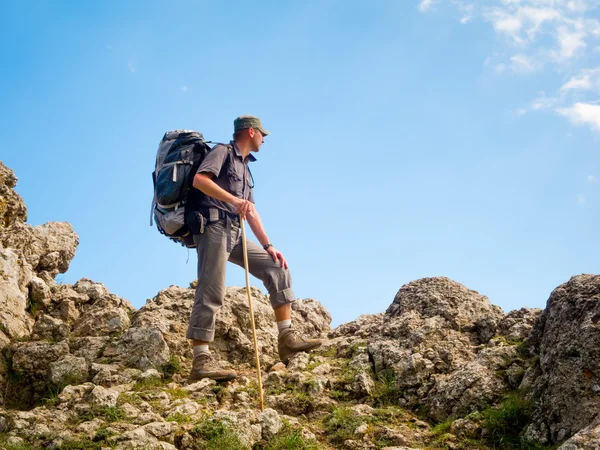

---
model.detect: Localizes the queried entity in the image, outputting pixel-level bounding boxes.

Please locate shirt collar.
[231,141,257,162]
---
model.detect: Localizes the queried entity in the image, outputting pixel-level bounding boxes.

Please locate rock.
[386,277,504,339]
[140,369,162,380]
[70,336,110,364]
[28,276,51,307]
[368,277,508,413]
[49,355,88,386]
[76,418,106,438]
[102,327,170,371]
[557,421,600,449]
[0,162,27,229]
[0,247,33,338]
[498,308,542,342]
[133,285,330,366]
[259,408,283,439]
[330,313,385,339]
[425,345,518,421]
[0,221,78,283]
[288,352,309,371]
[71,290,132,337]
[12,341,70,379]
[89,385,119,408]
[525,275,600,444]
[31,314,69,342]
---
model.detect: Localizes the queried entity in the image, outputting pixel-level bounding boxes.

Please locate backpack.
[150,130,212,248]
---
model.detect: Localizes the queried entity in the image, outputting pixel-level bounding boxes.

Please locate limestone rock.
[133,285,331,366]
[102,327,171,371]
[259,408,283,439]
[524,275,600,444]
[31,314,69,342]
[0,162,27,229]
[89,385,119,408]
[0,247,33,338]
[386,277,504,340]
[0,221,78,283]
[557,421,600,450]
[49,355,89,386]
[12,341,70,379]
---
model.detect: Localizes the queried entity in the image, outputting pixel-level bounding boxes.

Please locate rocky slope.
[1,160,599,450]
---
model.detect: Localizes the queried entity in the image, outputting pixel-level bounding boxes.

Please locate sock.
[193,344,210,357]
[277,319,292,332]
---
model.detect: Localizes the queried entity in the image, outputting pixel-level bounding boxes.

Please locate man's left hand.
[266,246,288,269]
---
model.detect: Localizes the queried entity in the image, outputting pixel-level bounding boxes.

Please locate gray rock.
[31,314,69,342]
[557,422,600,449]
[133,285,330,366]
[0,247,32,338]
[0,162,27,229]
[102,327,170,371]
[89,385,119,408]
[49,355,88,386]
[525,275,600,444]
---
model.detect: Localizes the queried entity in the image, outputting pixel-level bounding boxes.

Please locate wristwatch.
[263,243,273,250]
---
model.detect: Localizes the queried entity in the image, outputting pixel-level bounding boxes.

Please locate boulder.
[524,275,600,444]
[0,162,27,229]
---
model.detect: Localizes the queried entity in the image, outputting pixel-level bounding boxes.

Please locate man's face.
[250,128,264,151]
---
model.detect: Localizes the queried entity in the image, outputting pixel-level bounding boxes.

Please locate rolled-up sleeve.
[197,145,229,177]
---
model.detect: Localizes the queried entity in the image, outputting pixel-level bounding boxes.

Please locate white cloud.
[577,193,586,204]
[419,0,435,12]
[561,68,600,90]
[553,25,587,60]
[128,63,136,73]
[511,54,537,73]
[588,175,598,184]
[180,86,188,92]
[557,102,600,130]
[420,0,600,131]
[561,73,592,90]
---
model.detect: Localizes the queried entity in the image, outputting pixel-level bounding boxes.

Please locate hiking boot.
[278,328,323,362]
[188,353,237,382]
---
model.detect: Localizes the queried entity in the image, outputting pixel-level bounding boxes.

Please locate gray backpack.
[150,130,211,247]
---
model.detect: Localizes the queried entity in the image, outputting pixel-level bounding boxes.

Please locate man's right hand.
[232,198,252,220]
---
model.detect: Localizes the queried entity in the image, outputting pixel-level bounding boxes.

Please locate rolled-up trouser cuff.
[270,288,296,308]
[186,326,215,343]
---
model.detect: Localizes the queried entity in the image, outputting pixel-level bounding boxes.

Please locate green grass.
[161,355,181,378]
[77,406,126,424]
[191,420,246,450]
[257,425,321,450]
[373,368,399,406]
[480,393,549,450]
[165,388,189,400]
[117,392,142,406]
[132,376,164,391]
[322,407,363,445]
[166,413,192,424]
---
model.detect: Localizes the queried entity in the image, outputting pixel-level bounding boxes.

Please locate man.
[185,115,322,382]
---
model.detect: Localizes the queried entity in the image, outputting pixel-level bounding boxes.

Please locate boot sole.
[188,372,237,382]
[279,341,323,363]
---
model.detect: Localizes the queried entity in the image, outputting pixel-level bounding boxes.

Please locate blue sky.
[1,0,598,327]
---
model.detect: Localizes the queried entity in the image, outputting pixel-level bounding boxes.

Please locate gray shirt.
[195,142,255,215]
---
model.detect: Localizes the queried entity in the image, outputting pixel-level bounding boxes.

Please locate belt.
[198,208,240,251]
[198,208,240,224]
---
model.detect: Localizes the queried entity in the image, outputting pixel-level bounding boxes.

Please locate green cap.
[233,115,270,136]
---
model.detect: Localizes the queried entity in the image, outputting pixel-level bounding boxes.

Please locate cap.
[233,115,270,136]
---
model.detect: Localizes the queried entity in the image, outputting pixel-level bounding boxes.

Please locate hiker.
[185,115,322,382]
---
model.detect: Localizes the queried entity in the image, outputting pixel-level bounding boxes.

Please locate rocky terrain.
[1,159,599,450]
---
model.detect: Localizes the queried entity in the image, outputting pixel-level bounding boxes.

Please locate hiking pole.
[239,216,265,411]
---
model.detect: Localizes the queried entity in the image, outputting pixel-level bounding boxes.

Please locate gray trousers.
[186,219,296,342]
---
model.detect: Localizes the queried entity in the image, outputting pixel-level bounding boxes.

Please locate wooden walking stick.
[239,216,265,411]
